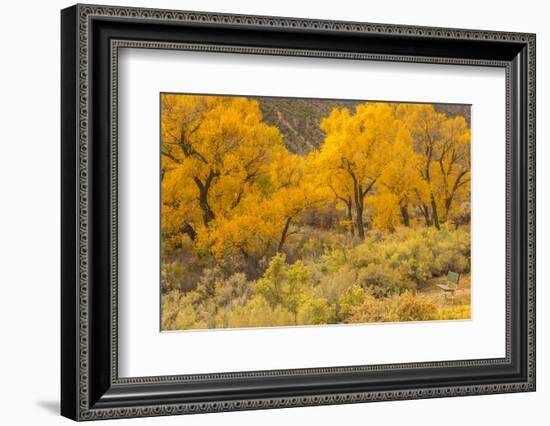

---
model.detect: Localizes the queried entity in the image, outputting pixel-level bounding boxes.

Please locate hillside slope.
[256,97,470,154]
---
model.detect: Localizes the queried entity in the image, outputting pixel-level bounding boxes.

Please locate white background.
[0,0,547,425]
[119,49,505,377]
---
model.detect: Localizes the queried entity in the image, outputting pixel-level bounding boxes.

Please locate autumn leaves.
[160,94,471,330]
[161,94,324,261]
[319,102,470,235]
[161,95,470,263]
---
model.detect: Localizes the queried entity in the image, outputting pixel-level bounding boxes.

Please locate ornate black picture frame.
[61,4,536,421]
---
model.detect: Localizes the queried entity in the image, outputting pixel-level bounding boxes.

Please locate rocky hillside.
[256,97,470,154]
[258,98,361,154]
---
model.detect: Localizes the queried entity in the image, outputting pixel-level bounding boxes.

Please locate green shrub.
[214,272,253,308]
[433,226,470,274]
[314,265,356,305]
[357,263,416,297]
[161,225,471,329]
[161,262,187,292]
[161,290,209,330]
[351,225,470,287]
[194,266,224,301]
[393,291,438,321]
[346,291,438,324]
[255,253,288,309]
[297,297,333,325]
[387,236,433,286]
[161,290,183,330]
[227,297,295,328]
[338,284,367,320]
[344,289,388,323]
[175,300,207,330]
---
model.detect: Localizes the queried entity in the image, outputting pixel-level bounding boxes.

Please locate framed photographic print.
[61,4,536,421]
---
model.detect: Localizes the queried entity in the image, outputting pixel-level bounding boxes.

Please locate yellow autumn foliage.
[160,95,471,330]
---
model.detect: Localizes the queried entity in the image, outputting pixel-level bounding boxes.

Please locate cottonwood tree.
[161,95,283,255]
[265,151,328,252]
[318,103,397,239]
[162,95,327,269]
[371,130,426,231]
[396,104,470,228]
[435,115,471,223]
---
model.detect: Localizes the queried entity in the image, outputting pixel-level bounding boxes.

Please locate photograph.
[160,94,472,330]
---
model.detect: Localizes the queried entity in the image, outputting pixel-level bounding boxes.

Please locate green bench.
[436,271,460,299]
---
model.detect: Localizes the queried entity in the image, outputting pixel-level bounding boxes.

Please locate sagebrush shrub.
[346,291,438,323]
[357,263,416,297]
[161,226,471,329]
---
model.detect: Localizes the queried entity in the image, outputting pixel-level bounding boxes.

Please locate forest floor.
[421,273,471,320]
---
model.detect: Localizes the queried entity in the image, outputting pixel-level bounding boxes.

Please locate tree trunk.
[430,195,440,230]
[420,203,431,226]
[400,204,410,227]
[355,202,365,240]
[443,169,467,222]
[346,202,354,237]
[350,177,366,240]
[193,170,219,226]
[182,223,197,241]
[444,196,453,222]
[278,217,292,253]
[200,197,215,225]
